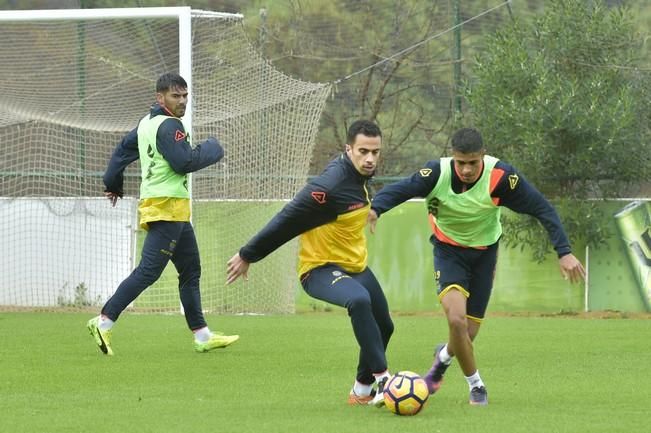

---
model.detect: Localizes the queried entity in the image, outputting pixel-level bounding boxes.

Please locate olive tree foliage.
[464,0,651,261]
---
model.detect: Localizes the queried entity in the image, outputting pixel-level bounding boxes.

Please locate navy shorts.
[432,237,498,322]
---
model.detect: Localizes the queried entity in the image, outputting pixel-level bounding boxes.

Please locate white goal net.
[0,7,330,314]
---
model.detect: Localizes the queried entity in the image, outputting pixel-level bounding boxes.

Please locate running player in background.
[88,72,239,356]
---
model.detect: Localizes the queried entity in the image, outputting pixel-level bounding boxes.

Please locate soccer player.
[226,119,393,407]
[368,127,585,405]
[87,72,239,356]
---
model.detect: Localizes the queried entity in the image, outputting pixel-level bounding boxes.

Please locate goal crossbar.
[0,7,242,21]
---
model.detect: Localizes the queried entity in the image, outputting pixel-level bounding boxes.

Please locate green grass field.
[1,312,649,433]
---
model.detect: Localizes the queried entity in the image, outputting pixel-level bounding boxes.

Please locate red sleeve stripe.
[489,167,505,205]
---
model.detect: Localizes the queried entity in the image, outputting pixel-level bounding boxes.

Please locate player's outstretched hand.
[558,253,586,284]
[226,253,250,285]
[104,191,120,207]
[367,209,379,234]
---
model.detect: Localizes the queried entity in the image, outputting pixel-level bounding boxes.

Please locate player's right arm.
[227,166,343,284]
[243,184,337,260]
[226,184,337,284]
[369,160,441,230]
[103,127,139,206]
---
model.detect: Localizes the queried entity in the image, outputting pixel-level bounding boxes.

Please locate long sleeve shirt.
[102,103,223,228]
[371,158,572,257]
[240,153,374,276]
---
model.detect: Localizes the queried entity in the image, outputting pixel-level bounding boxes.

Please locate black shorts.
[432,237,498,322]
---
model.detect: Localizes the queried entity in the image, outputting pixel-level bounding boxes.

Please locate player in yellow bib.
[86,73,238,356]
[369,128,585,405]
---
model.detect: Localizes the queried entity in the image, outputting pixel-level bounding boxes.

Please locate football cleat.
[369,377,388,407]
[193,332,239,352]
[469,386,488,406]
[423,343,450,394]
[87,316,114,356]
[347,389,376,405]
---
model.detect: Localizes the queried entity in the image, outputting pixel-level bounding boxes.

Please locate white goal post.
[0,7,331,314]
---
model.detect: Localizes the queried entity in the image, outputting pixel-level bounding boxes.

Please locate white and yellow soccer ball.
[383,371,429,416]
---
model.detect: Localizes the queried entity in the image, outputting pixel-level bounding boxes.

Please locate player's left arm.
[493,162,585,283]
[157,118,224,173]
[368,160,441,233]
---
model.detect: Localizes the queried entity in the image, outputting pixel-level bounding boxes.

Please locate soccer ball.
[383,371,429,416]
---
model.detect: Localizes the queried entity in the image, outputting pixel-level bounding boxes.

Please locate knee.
[447,314,468,336]
[346,294,372,314]
[179,263,201,284]
[383,319,395,339]
[135,265,163,286]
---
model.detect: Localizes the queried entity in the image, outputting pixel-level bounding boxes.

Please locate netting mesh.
[0,10,330,314]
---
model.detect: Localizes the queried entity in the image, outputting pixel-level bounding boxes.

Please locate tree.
[241,0,474,177]
[464,0,651,260]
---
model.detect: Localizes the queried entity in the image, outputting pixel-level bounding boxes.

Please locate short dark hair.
[451,127,484,153]
[156,72,187,93]
[347,119,382,145]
